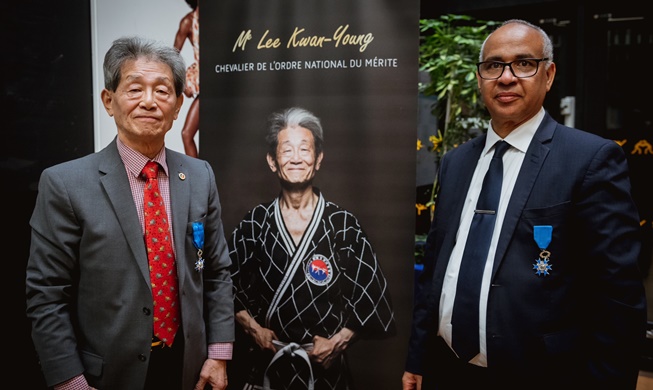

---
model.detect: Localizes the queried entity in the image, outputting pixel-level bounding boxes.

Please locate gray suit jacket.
[26,138,235,389]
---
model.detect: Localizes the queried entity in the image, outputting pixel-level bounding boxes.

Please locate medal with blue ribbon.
[192,222,205,272]
[532,225,552,276]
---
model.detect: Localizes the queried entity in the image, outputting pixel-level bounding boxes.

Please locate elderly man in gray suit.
[26,36,234,390]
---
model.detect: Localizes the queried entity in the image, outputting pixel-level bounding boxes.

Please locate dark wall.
[2,1,93,387]
[421,0,653,368]
[421,0,561,18]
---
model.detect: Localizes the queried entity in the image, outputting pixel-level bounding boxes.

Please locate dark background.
[420,0,653,370]
[420,0,653,312]
[4,0,652,388]
[3,1,93,388]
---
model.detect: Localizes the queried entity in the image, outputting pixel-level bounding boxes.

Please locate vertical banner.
[202,1,418,388]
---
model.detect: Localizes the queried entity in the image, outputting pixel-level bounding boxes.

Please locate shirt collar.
[484,107,544,155]
[116,137,169,178]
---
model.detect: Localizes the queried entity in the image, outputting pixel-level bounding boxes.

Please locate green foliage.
[419,15,498,156]
[415,15,499,253]
[417,15,500,225]
[414,234,428,265]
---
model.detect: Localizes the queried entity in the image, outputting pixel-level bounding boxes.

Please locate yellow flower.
[429,132,443,152]
[417,139,423,151]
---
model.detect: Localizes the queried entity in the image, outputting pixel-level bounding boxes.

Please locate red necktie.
[142,161,179,346]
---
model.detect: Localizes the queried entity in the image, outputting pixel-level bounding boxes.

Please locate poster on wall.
[202,1,419,388]
[90,0,199,154]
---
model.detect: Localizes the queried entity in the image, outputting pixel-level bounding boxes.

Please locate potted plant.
[415,14,498,265]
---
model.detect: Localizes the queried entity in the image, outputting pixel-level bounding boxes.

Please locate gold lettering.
[233,30,252,52]
[287,27,329,48]
[257,30,281,49]
[333,24,374,52]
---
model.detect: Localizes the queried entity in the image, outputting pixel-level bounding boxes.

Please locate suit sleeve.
[25,168,86,386]
[577,140,646,386]
[404,150,450,375]
[201,161,236,344]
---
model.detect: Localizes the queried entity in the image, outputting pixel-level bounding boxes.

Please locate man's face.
[267,126,323,186]
[101,58,183,144]
[477,23,555,134]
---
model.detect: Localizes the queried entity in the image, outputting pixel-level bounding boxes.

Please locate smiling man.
[228,106,396,390]
[26,36,235,390]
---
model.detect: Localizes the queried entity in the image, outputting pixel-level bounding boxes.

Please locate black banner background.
[202,1,419,387]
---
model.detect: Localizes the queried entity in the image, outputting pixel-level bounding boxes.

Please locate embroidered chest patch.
[305,255,333,286]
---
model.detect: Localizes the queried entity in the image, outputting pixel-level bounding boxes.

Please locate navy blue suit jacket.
[406,112,646,388]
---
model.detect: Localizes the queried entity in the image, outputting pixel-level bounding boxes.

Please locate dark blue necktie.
[451,140,510,361]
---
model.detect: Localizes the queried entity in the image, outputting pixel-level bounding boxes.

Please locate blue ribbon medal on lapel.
[532,225,553,276]
[192,222,205,272]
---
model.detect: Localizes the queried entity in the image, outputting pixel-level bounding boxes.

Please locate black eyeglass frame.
[476,58,550,80]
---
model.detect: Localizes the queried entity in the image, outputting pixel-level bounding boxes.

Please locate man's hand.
[235,310,278,351]
[309,328,355,369]
[402,371,422,390]
[194,359,227,390]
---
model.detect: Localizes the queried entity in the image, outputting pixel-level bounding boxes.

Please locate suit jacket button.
[143,307,151,316]
[138,354,146,361]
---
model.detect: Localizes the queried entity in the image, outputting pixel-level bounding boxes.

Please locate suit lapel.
[446,136,485,228]
[491,113,556,276]
[166,150,191,286]
[99,141,151,284]
[432,135,486,284]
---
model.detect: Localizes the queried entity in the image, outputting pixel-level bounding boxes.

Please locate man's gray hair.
[266,107,324,158]
[103,36,186,96]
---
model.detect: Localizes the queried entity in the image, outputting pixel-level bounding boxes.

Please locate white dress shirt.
[438,108,544,366]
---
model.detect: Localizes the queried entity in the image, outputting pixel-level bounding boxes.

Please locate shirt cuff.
[208,342,233,360]
[54,375,88,390]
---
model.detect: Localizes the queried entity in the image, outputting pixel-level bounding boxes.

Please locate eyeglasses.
[476,58,549,80]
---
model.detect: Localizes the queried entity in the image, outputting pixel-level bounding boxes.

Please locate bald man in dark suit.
[403,19,646,390]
